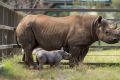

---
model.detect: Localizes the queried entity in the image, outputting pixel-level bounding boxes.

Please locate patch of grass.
[0,55,27,80]
[1,49,120,80]
[84,49,120,63]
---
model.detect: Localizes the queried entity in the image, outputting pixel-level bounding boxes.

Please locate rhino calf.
[33,48,71,69]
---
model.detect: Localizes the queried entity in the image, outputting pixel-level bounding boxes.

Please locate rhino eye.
[105,31,109,34]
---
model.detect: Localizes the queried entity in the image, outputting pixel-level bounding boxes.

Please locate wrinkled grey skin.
[33,48,71,69]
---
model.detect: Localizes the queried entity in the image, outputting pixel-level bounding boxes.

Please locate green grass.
[85,49,120,63]
[1,49,120,80]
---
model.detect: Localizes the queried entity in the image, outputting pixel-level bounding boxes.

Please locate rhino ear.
[96,16,102,24]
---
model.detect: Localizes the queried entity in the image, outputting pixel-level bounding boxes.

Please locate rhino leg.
[78,47,89,63]
[23,45,34,66]
[22,53,25,62]
[18,25,37,68]
[63,44,70,53]
[22,45,35,67]
[69,57,79,68]
[69,46,81,67]
[38,64,43,70]
[69,46,89,67]
[37,61,43,70]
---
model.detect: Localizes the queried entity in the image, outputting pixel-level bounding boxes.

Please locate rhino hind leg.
[22,49,34,66]
[36,56,39,65]
[22,53,25,62]
[23,45,34,66]
[21,44,35,66]
[18,25,37,68]
[38,64,43,70]
[37,57,46,69]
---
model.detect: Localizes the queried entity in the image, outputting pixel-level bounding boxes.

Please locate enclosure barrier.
[0,1,26,59]
[13,8,120,12]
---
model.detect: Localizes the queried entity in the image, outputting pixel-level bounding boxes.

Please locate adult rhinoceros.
[16,14,119,68]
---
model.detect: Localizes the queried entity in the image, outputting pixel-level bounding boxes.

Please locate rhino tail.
[15,34,21,48]
[14,27,21,48]
[29,22,39,45]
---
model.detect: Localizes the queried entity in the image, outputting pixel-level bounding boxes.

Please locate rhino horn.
[114,27,120,36]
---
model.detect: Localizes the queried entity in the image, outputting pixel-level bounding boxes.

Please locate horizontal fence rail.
[107,19,120,21]
[87,55,120,56]
[0,44,18,50]
[43,1,109,5]
[0,44,120,50]
[90,46,120,49]
[43,0,111,3]
[13,8,120,12]
[0,25,15,30]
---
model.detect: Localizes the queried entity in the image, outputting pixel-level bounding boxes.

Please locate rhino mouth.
[105,38,119,44]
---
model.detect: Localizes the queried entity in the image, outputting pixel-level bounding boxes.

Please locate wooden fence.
[0,1,26,60]
[14,8,120,12]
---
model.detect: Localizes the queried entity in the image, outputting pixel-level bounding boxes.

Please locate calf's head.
[94,16,119,44]
[59,50,71,60]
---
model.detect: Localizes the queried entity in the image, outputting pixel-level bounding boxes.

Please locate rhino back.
[31,15,77,50]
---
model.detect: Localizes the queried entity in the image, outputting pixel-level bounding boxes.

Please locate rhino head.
[59,50,71,60]
[94,16,119,44]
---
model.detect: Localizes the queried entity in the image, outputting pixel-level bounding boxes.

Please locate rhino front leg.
[78,46,89,64]
[69,57,79,68]
[69,46,81,67]
[69,46,89,67]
